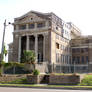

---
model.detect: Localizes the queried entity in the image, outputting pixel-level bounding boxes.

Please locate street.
[0,87,91,92]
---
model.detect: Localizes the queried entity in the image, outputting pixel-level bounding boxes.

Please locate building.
[9,10,92,73]
[70,36,92,73]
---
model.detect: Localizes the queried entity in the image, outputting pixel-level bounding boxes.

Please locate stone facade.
[71,36,92,73]
[8,10,92,73]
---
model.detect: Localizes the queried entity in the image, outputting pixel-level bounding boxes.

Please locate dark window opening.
[56,43,59,49]
[19,24,26,30]
[37,22,45,28]
[29,24,34,29]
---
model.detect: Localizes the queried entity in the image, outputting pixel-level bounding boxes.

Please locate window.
[14,25,16,30]
[31,18,33,20]
[72,49,75,53]
[72,56,75,64]
[86,56,88,63]
[61,45,62,50]
[29,23,34,29]
[56,34,59,39]
[56,43,59,49]
[19,24,26,30]
[61,54,62,62]
[85,48,88,52]
[37,22,45,28]
[49,21,51,26]
[76,56,80,64]
[82,56,84,64]
[56,53,59,62]
[56,27,58,30]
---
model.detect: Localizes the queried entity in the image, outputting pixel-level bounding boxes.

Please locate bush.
[80,75,92,86]
[33,69,40,75]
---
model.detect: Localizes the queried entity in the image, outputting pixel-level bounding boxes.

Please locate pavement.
[0,87,92,92]
[0,84,92,90]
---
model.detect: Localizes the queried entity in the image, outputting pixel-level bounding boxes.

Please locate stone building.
[9,10,90,73]
[70,36,92,73]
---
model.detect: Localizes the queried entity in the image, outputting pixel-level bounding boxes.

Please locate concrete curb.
[0,85,92,90]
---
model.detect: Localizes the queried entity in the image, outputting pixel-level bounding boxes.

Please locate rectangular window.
[37,22,45,28]
[14,25,16,30]
[76,56,80,64]
[82,56,84,64]
[72,56,75,64]
[56,53,59,62]
[56,43,59,49]
[61,54,62,63]
[56,34,59,39]
[29,23,35,29]
[19,24,26,30]
[49,21,51,26]
[86,56,88,63]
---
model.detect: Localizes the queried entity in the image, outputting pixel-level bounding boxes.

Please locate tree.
[22,50,36,72]
[3,45,7,62]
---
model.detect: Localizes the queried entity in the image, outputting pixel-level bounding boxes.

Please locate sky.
[0,0,92,61]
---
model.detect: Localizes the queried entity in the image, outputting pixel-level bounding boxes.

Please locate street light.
[0,19,12,62]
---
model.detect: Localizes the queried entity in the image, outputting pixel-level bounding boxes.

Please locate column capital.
[34,34,38,37]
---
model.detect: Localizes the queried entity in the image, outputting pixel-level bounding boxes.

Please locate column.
[43,34,45,61]
[18,36,21,62]
[26,24,29,29]
[35,23,37,29]
[35,34,38,62]
[26,35,29,51]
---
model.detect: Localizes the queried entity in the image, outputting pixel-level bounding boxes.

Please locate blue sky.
[0,0,92,61]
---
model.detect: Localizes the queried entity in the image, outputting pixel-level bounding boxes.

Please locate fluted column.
[26,35,29,51]
[18,36,21,62]
[35,34,38,62]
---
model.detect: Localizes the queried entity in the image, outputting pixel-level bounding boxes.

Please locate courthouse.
[8,11,92,73]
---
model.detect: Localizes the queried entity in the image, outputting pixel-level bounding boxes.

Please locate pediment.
[15,11,48,24]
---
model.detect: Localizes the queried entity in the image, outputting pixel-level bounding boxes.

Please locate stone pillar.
[35,23,37,29]
[45,21,48,28]
[26,35,30,51]
[26,24,29,29]
[18,36,21,62]
[43,34,45,61]
[35,34,38,62]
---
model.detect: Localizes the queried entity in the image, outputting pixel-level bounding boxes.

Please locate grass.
[0,84,92,89]
[80,74,92,86]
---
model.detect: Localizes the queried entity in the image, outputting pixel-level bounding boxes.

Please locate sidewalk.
[0,84,92,90]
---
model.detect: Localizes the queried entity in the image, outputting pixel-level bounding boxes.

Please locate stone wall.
[27,75,49,84]
[49,75,80,85]
[0,74,26,83]
[27,74,80,85]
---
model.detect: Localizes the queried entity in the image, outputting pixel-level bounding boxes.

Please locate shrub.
[80,75,92,86]
[33,69,40,75]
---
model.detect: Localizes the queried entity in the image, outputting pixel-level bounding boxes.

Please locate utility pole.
[0,20,6,62]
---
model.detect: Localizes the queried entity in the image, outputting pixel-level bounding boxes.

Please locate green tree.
[22,50,36,72]
[3,45,7,61]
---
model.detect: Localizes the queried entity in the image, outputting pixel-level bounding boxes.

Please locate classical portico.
[18,33,46,63]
